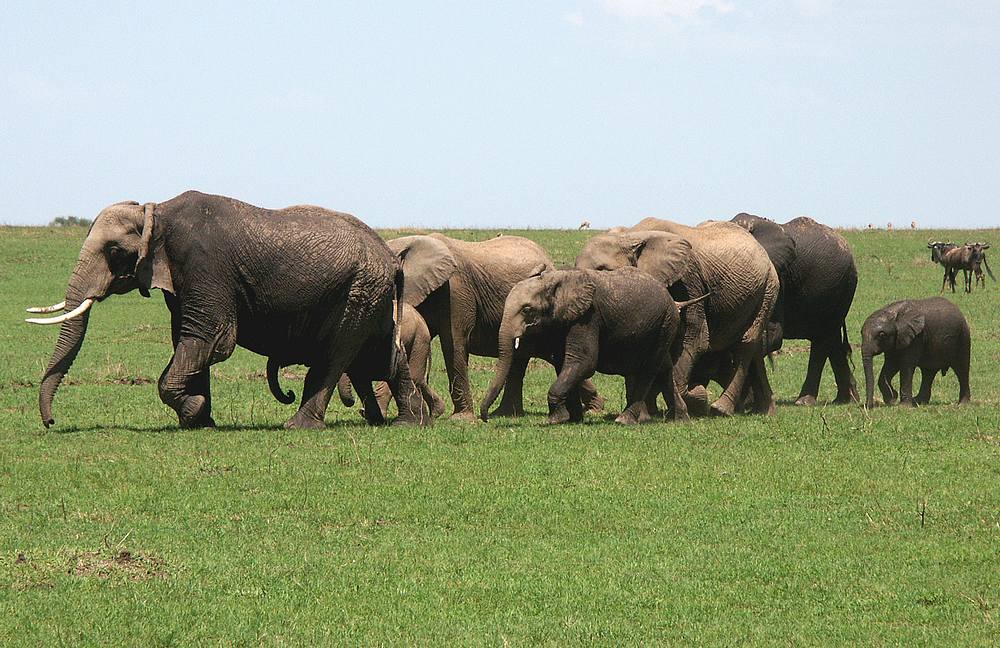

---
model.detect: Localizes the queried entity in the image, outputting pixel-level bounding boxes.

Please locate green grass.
[1,225,997,645]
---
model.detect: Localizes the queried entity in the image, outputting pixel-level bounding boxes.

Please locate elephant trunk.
[862,350,875,409]
[480,306,527,421]
[38,278,92,428]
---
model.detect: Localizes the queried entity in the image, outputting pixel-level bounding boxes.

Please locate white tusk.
[26,301,66,314]
[26,299,94,325]
[514,336,520,350]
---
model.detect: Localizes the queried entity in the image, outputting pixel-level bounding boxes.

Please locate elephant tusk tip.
[514,337,520,350]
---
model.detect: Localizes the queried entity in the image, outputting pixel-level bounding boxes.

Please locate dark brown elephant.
[576,219,779,417]
[27,191,427,429]
[731,214,859,406]
[387,234,604,421]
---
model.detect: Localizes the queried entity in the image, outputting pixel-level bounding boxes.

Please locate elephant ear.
[134,202,174,296]
[552,271,595,323]
[621,231,693,286]
[895,306,925,347]
[732,213,796,277]
[388,235,458,305]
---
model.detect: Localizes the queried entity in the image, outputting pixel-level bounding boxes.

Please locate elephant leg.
[406,325,445,418]
[877,359,899,405]
[162,294,215,427]
[491,355,528,418]
[439,320,477,422]
[385,345,429,426]
[373,381,393,419]
[914,368,935,405]
[898,364,916,406]
[158,337,224,428]
[828,337,859,405]
[616,373,656,424]
[795,340,829,406]
[710,342,756,417]
[955,347,972,405]
[747,355,776,415]
[664,368,689,422]
[353,379,386,426]
[547,358,594,425]
[579,379,605,414]
[337,374,356,407]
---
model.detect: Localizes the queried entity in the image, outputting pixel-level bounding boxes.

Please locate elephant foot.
[583,394,606,414]
[391,413,427,427]
[832,393,857,405]
[958,395,971,405]
[547,403,580,424]
[683,385,711,417]
[614,407,651,425]
[178,396,215,428]
[429,397,447,419]
[449,409,479,424]
[709,395,736,418]
[794,394,817,407]
[489,401,525,419]
[283,412,326,430]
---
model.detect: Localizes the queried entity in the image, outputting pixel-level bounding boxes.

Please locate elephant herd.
[25,191,974,429]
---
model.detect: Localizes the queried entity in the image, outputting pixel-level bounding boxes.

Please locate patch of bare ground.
[70,549,167,581]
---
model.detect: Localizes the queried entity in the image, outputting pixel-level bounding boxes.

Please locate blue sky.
[2,1,998,228]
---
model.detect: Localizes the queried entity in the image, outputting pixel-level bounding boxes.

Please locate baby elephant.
[481,267,705,424]
[861,297,971,408]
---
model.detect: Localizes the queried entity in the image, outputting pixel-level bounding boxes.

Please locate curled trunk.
[38,284,90,427]
[862,352,875,409]
[479,308,526,421]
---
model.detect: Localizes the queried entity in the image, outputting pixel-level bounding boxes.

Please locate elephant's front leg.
[795,339,829,406]
[490,355,529,418]
[898,364,916,406]
[158,337,221,428]
[914,367,935,405]
[877,359,899,405]
[439,321,477,422]
[547,330,596,424]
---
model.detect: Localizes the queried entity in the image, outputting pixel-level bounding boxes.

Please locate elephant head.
[860,302,924,408]
[479,269,595,419]
[27,201,173,427]
[575,230,692,288]
[731,213,796,278]
[386,235,458,305]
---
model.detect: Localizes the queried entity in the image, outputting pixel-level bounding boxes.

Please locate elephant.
[480,267,708,424]
[279,304,447,419]
[576,219,779,417]
[730,214,859,405]
[860,297,971,408]
[387,233,604,421]
[27,191,428,429]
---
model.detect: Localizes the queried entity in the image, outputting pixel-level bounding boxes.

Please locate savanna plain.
[0,225,998,646]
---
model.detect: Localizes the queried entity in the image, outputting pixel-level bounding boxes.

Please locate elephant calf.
[861,297,971,408]
[481,267,705,424]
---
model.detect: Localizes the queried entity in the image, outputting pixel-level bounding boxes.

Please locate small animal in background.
[886,222,893,231]
[968,242,994,289]
[578,220,591,230]
[928,241,976,293]
[866,223,874,230]
[860,297,971,408]
[910,220,917,229]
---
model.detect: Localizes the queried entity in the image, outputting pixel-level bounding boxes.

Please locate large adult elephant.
[27,191,427,429]
[731,213,859,405]
[387,233,603,421]
[576,218,779,417]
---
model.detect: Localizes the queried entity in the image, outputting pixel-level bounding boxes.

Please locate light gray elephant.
[576,218,779,417]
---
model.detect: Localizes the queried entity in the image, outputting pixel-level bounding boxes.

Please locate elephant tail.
[841,320,855,370]
[266,357,295,404]
[390,267,405,377]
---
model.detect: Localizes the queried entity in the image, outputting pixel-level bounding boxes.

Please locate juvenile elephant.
[576,219,779,417]
[27,191,427,429]
[480,267,705,424]
[731,214,859,405]
[388,234,603,421]
[268,303,447,419]
[860,297,971,408]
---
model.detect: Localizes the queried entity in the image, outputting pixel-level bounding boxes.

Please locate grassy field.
[1,224,998,645]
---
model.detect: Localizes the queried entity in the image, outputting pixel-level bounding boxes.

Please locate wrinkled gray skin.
[36,191,427,430]
[731,214,859,406]
[388,234,604,422]
[576,219,779,417]
[860,297,971,408]
[311,304,447,419]
[481,267,688,424]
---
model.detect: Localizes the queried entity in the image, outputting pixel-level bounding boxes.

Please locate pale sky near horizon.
[2,1,998,228]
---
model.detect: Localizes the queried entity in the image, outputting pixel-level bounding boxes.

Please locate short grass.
[0,224,997,645]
